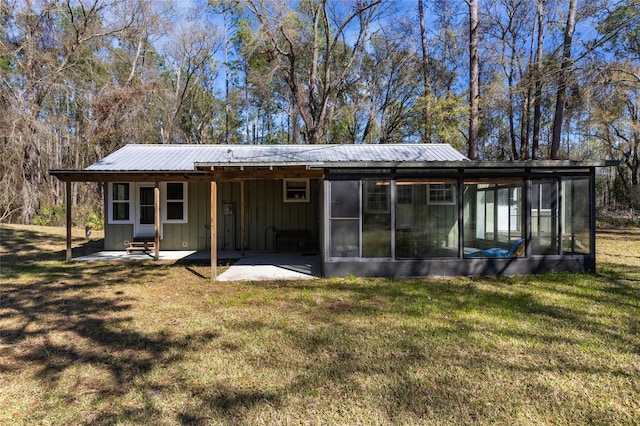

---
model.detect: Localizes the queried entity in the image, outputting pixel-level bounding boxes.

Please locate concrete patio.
[73,250,320,281]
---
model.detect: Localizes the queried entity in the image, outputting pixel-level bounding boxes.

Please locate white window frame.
[108,182,134,224]
[363,179,390,213]
[283,179,310,203]
[108,182,189,226]
[427,183,456,205]
[162,182,188,223]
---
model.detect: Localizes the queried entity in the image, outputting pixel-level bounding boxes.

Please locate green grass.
[1,223,639,425]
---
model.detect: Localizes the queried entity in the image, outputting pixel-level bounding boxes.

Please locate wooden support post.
[240,180,245,257]
[154,182,160,261]
[66,181,72,262]
[590,168,596,261]
[211,179,218,280]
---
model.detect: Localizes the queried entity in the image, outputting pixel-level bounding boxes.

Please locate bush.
[33,204,66,227]
[85,212,104,231]
[32,204,104,231]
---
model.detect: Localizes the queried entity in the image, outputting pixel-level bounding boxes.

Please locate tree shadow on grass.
[3,224,638,423]
[1,225,104,266]
[178,273,640,424]
[0,264,218,423]
[177,384,283,425]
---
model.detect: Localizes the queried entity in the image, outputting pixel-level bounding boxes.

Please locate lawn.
[1,223,639,425]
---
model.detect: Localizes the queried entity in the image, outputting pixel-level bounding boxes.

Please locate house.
[50,143,615,279]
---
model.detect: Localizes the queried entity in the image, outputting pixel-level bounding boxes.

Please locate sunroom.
[322,166,599,278]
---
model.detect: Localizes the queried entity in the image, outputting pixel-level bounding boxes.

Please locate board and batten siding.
[243,179,319,250]
[104,221,134,251]
[162,181,208,251]
[103,188,133,250]
[396,186,458,246]
[104,180,320,251]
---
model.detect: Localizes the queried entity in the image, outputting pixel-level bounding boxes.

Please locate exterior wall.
[396,198,458,257]
[162,181,210,251]
[104,182,208,251]
[104,222,134,250]
[243,179,319,251]
[324,256,595,278]
[104,188,133,250]
[104,179,320,251]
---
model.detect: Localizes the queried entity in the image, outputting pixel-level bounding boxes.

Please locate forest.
[0,0,639,226]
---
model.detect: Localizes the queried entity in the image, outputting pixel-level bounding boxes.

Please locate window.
[108,182,188,226]
[396,179,458,259]
[530,177,591,256]
[428,184,456,205]
[163,182,188,223]
[364,180,390,213]
[109,183,133,224]
[283,179,309,202]
[397,185,413,204]
[531,180,559,255]
[362,179,391,258]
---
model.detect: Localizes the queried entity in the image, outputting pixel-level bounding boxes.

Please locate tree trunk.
[550,0,577,159]
[224,12,230,144]
[418,0,431,143]
[468,0,480,160]
[632,122,640,186]
[532,0,545,160]
[520,85,532,160]
[508,61,518,160]
[245,62,251,144]
[520,12,537,161]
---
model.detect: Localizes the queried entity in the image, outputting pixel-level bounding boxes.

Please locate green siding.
[104,180,320,251]
[161,182,204,250]
[103,188,133,250]
[242,179,319,251]
[104,222,134,250]
[412,188,458,246]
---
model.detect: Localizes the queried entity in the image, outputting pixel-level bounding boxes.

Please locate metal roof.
[85,143,470,171]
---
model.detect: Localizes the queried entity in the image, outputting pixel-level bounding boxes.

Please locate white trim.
[107,182,134,224]
[108,182,189,230]
[135,183,156,238]
[162,182,188,223]
[427,184,456,205]
[283,178,310,203]
[363,179,390,213]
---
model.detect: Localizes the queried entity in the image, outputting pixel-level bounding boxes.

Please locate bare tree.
[550,0,577,159]
[241,0,381,144]
[418,0,431,143]
[531,0,545,160]
[467,0,479,159]
[0,0,173,223]
[161,21,222,143]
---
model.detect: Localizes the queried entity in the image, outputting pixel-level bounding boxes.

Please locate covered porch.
[71,249,321,281]
[50,165,323,280]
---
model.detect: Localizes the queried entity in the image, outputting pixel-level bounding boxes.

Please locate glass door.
[135,185,156,237]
